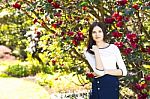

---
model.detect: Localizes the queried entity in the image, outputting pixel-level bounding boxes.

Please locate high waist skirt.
[89,74,119,99]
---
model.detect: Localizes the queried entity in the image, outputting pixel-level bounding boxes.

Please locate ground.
[0,77,50,99]
[0,63,50,99]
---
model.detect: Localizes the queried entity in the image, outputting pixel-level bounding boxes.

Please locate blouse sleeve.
[83,50,105,76]
[114,45,128,76]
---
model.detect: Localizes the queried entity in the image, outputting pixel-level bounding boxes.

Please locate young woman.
[84,22,127,99]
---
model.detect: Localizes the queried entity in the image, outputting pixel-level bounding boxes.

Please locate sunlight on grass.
[0,78,50,99]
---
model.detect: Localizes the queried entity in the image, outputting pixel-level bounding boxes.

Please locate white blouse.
[84,44,127,76]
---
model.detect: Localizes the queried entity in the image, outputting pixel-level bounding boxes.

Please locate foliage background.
[0,0,150,98]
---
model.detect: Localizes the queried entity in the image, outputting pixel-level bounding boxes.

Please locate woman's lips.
[96,37,101,39]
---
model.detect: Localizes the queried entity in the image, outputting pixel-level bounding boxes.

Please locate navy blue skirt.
[89,74,119,99]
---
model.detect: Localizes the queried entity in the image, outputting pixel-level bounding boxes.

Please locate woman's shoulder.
[109,43,118,49]
[83,47,94,56]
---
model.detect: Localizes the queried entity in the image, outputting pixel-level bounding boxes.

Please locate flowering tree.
[1,0,150,98]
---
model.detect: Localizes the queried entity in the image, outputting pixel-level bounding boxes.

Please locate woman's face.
[92,26,104,42]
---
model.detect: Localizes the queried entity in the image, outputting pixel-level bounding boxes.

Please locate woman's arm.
[94,49,104,71]
[84,46,104,76]
[113,45,128,76]
[104,69,123,76]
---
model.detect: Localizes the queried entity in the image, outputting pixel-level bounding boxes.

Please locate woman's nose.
[96,32,100,36]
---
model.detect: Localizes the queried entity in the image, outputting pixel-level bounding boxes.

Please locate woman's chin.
[95,39,103,42]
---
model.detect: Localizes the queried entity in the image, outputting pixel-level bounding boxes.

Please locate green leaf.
[79,2,88,6]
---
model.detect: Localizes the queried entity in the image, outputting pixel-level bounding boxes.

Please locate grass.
[0,60,91,99]
[36,72,91,93]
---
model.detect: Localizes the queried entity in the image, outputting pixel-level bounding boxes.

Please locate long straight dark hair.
[86,22,107,54]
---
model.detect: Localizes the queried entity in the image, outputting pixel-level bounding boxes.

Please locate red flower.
[135,83,147,90]
[112,12,120,19]
[116,15,123,21]
[112,12,123,21]
[114,42,124,48]
[82,6,87,10]
[12,2,21,9]
[131,42,137,49]
[132,4,139,10]
[123,48,132,55]
[126,33,137,40]
[74,32,84,41]
[33,19,38,24]
[36,32,41,36]
[72,39,78,46]
[47,0,53,3]
[51,2,60,8]
[116,21,123,27]
[124,16,129,22]
[104,18,115,24]
[52,59,56,65]
[61,32,65,36]
[86,72,95,78]
[41,21,46,27]
[138,94,148,99]
[54,12,62,17]
[56,20,63,25]
[141,47,147,53]
[112,31,122,38]
[52,23,57,28]
[144,75,150,81]
[116,0,128,6]
[67,31,74,36]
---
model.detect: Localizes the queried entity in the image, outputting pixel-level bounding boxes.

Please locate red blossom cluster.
[141,46,150,54]
[47,0,60,9]
[67,31,74,36]
[72,32,84,46]
[51,21,63,28]
[60,31,84,46]
[112,31,122,38]
[126,33,138,49]
[144,75,150,81]
[132,4,139,10]
[123,48,132,55]
[138,94,148,99]
[104,0,141,28]
[116,0,128,6]
[114,42,133,55]
[12,2,21,9]
[104,11,127,27]
[135,83,147,90]
[114,42,124,49]
[113,32,140,55]
[135,74,150,99]
[104,18,115,24]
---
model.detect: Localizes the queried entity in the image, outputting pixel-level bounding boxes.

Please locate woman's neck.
[96,41,107,48]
